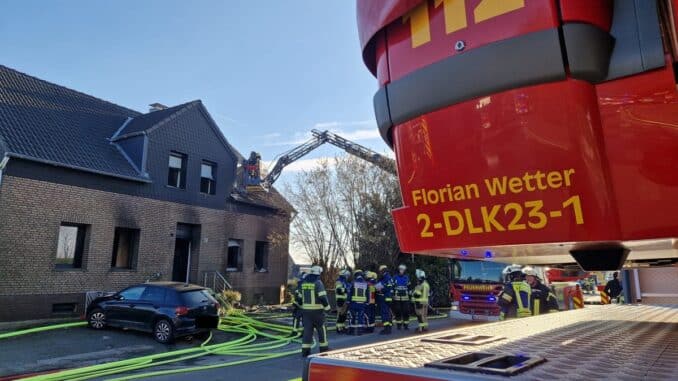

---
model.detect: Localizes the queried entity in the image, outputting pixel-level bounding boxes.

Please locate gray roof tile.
[0,64,146,180]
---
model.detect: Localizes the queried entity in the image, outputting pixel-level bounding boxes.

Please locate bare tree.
[284,155,400,285]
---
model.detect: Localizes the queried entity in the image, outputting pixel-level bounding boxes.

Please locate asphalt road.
[0,317,476,381]
[141,317,474,381]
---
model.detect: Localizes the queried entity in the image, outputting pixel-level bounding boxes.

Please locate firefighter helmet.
[310,265,323,275]
[415,269,426,279]
[522,266,539,277]
[398,264,407,272]
[378,265,388,272]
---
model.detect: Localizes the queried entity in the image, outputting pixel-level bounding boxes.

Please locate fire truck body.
[359,0,678,267]
[448,259,504,321]
[303,1,678,379]
[305,304,678,380]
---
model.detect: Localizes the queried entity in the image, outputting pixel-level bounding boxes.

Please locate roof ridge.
[113,100,200,140]
[144,100,200,134]
[0,64,141,116]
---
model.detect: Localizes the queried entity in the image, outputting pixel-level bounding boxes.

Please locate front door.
[172,238,191,282]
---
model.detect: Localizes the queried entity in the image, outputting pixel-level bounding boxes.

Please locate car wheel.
[153,319,174,344]
[88,309,107,330]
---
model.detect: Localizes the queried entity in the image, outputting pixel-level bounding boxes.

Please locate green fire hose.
[1,312,306,381]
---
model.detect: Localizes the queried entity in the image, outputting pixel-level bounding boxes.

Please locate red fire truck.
[448,259,505,321]
[304,0,678,379]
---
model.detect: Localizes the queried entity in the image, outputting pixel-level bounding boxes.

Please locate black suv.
[86,282,220,343]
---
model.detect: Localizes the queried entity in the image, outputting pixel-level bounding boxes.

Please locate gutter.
[0,154,9,187]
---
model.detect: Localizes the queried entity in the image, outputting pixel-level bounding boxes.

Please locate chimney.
[149,103,168,112]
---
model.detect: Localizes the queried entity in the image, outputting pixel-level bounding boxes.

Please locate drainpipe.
[0,155,9,188]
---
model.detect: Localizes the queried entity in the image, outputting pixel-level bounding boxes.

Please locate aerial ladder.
[243,129,396,192]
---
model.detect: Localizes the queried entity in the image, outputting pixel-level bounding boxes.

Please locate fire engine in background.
[305,0,678,380]
[448,259,504,321]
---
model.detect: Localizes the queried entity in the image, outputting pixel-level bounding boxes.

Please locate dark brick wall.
[0,176,289,322]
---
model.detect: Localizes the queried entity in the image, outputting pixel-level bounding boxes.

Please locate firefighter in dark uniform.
[334,269,351,334]
[498,265,532,320]
[287,276,303,336]
[523,266,559,315]
[297,265,330,357]
[393,264,411,330]
[348,269,368,335]
[376,265,394,335]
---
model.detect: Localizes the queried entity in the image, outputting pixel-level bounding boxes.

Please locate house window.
[254,241,269,272]
[168,152,186,189]
[200,161,216,195]
[111,227,140,269]
[227,239,243,272]
[55,223,87,268]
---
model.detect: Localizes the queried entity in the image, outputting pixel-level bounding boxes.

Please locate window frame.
[167,152,187,189]
[200,160,216,195]
[254,241,269,273]
[226,239,243,272]
[55,223,87,269]
[110,227,140,270]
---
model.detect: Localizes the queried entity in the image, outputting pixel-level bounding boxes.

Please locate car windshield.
[451,260,505,284]
[180,289,215,306]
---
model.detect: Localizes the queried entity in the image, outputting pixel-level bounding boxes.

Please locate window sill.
[200,192,216,196]
[226,268,241,273]
[254,269,269,273]
[165,185,186,191]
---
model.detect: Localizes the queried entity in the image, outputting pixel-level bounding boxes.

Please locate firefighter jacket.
[412,280,430,308]
[530,281,559,315]
[335,276,351,307]
[287,280,301,308]
[297,274,330,311]
[498,281,532,319]
[367,278,376,305]
[377,271,394,301]
[351,276,368,304]
[393,273,411,301]
[604,278,623,299]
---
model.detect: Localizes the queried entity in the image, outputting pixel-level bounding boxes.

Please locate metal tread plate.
[314,304,678,380]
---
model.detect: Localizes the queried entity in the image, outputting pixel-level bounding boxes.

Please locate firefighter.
[497,265,532,319]
[348,269,368,335]
[393,264,411,330]
[287,277,303,336]
[334,268,351,334]
[523,266,559,315]
[604,272,623,303]
[298,265,330,357]
[376,265,394,335]
[412,269,430,333]
[365,271,377,333]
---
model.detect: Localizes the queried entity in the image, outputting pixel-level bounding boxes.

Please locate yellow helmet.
[378,265,388,272]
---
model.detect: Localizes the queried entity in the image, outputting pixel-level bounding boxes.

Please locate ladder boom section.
[260,129,397,188]
[311,129,397,175]
[262,136,326,187]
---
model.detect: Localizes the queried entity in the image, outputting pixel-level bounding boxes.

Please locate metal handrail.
[202,270,232,293]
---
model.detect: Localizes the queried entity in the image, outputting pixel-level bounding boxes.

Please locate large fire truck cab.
[304,1,678,380]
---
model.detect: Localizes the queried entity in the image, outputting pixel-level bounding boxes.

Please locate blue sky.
[0,0,389,186]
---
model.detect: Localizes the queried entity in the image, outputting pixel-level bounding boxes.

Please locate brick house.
[0,65,293,321]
